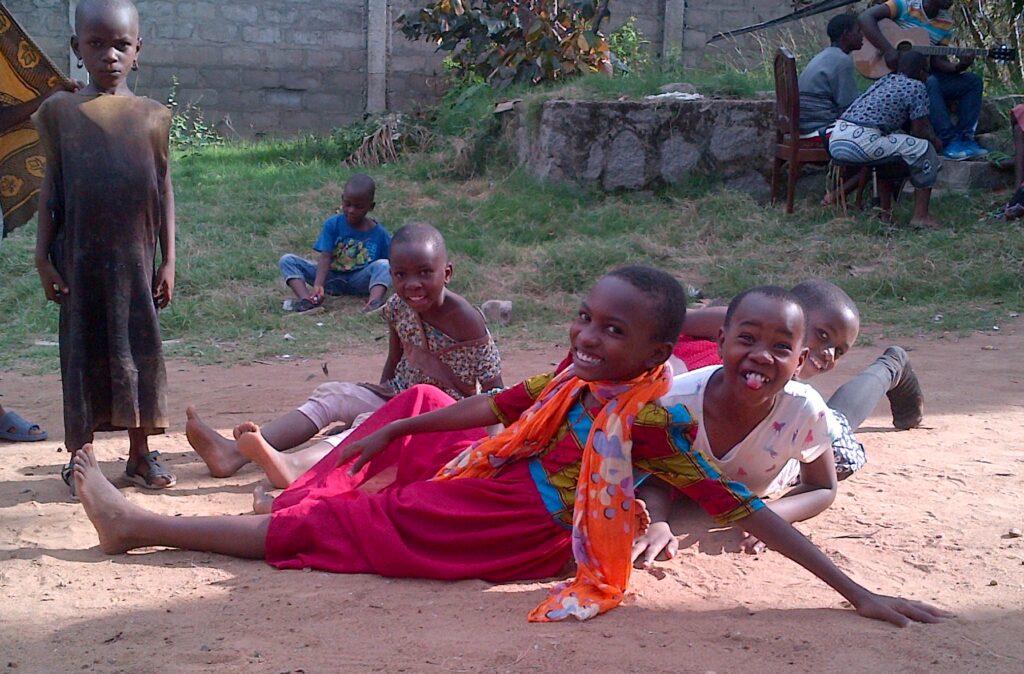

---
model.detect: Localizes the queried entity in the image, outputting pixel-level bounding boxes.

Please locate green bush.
[397,0,611,89]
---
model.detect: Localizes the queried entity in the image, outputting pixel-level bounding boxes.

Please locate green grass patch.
[2,117,1022,372]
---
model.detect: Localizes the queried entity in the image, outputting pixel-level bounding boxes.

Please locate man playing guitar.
[859,0,987,160]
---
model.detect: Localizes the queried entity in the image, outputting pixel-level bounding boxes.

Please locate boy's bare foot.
[909,215,943,230]
[74,445,147,554]
[236,426,302,489]
[185,406,249,478]
[252,482,275,515]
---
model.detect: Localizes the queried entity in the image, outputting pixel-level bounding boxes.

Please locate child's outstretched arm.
[741,507,953,626]
[153,170,176,308]
[338,393,500,473]
[34,162,67,303]
[741,452,838,554]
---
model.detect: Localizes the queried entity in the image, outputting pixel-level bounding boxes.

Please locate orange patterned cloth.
[435,364,671,621]
[0,5,71,236]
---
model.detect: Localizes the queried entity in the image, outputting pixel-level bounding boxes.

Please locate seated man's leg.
[926,73,957,146]
[945,72,983,143]
[908,143,942,228]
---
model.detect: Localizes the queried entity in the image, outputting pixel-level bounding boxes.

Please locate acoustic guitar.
[853,19,1016,79]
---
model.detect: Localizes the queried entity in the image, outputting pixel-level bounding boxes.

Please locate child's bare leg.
[75,445,268,557]
[257,410,319,452]
[909,188,942,229]
[236,425,332,489]
[186,406,248,477]
[187,407,319,478]
[252,482,275,514]
[286,277,312,300]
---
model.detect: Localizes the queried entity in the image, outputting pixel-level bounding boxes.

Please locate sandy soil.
[1,328,1022,673]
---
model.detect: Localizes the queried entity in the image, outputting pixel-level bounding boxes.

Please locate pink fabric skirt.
[266,385,572,582]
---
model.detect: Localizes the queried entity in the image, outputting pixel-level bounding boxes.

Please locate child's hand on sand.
[631,521,679,568]
[337,429,391,474]
[852,591,955,627]
[37,261,68,303]
[153,262,174,308]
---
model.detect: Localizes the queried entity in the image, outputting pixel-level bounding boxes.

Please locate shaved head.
[344,173,376,200]
[391,222,447,259]
[75,0,139,33]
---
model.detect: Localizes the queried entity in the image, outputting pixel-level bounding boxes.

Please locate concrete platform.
[932,156,1011,194]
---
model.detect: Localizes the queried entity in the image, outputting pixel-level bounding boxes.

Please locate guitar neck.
[912,45,988,58]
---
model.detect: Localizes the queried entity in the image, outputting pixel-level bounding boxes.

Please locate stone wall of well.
[512,96,1017,196]
[515,99,776,193]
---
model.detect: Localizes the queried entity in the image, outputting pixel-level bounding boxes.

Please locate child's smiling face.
[569,276,671,383]
[73,4,140,93]
[718,293,807,404]
[389,241,451,314]
[796,304,859,380]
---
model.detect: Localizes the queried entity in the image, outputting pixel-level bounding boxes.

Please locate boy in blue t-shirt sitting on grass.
[279,174,391,313]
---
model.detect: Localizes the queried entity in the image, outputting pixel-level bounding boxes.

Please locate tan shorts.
[296,382,388,430]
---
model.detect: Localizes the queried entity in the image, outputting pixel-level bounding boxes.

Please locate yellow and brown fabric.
[0,5,71,236]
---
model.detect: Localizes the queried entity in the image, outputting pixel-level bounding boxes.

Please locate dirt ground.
[1,326,1022,673]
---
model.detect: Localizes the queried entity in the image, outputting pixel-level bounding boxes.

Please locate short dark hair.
[827,14,858,43]
[390,222,447,258]
[724,286,806,335]
[790,279,860,321]
[606,265,687,343]
[344,173,376,199]
[898,50,928,76]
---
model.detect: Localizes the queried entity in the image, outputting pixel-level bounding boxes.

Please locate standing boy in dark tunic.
[32,0,176,496]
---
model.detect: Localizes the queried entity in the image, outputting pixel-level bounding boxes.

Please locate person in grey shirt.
[799,14,864,135]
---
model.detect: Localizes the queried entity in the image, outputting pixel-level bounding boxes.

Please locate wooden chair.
[770,47,829,214]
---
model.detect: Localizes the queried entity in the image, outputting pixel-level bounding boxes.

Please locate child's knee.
[279,253,300,275]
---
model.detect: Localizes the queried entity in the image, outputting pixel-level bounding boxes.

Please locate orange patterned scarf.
[435,364,671,621]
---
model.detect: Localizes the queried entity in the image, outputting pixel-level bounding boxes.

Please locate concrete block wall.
[139,0,370,136]
[680,0,796,67]
[8,0,805,135]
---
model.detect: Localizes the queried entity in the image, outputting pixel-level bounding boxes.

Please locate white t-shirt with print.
[661,365,831,496]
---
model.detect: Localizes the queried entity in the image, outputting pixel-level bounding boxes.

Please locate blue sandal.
[0,410,48,442]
